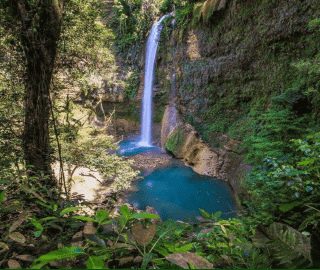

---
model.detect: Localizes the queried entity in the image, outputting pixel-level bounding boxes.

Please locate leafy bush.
[243,108,307,165]
[243,130,320,230]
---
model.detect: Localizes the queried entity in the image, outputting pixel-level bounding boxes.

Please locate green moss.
[153,105,165,123]
[165,126,185,154]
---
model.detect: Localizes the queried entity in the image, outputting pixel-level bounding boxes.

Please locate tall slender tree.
[3,0,63,180]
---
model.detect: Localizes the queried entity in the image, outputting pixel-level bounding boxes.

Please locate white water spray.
[138,12,174,147]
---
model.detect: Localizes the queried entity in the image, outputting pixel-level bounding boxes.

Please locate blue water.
[119,137,237,222]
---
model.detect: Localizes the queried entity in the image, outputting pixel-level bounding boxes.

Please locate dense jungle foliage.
[1,0,320,268]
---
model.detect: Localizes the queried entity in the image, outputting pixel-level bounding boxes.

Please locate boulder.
[164,124,223,178]
[160,104,183,151]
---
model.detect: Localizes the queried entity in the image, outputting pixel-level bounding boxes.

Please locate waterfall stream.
[138,12,174,147]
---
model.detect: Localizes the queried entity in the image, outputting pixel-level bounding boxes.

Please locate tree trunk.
[14,0,63,180]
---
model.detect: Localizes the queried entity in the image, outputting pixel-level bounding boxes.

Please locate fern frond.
[265,222,312,268]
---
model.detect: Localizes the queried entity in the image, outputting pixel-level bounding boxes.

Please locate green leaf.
[35,200,53,211]
[86,256,105,269]
[154,246,170,257]
[30,246,84,269]
[59,206,80,216]
[72,216,95,222]
[131,212,160,219]
[96,209,109,223]
[141,253,153,269]
[175,243,195,252]
[213,211,222,219]
[0,191,5,204]
[31,219,44,232]
[117,216,127,229]
[38,217,57,222]
[199,208,211,219]
[297,159,315,166]
[279,201,302,212]
[119,205,130,218]
[265,222,312,268]
[298,213,320,231]
[34,230,42,238]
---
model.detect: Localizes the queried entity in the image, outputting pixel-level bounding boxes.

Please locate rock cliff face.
[161,104,246,199]
[155,0,318,143]
[155,0,319,199]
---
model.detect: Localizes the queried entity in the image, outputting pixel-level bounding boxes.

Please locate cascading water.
[138,12,174,147]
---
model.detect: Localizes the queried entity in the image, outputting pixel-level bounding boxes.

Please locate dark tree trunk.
[14,0,63,179]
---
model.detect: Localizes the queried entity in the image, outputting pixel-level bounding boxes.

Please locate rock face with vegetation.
[156,0,320,146]
[160,100,183,151]
[163,121,245,199]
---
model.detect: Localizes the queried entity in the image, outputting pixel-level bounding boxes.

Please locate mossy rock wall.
[156,0,320,146]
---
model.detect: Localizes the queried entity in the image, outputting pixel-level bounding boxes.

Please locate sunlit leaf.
[31,219,44,232]
[30,246,84,269]
[96,209,109,223]
[38,217,57,222]
[119,205,130,218]
[213,211,222,219]
[199,208,211,219]
[86,256,105,269]
[59,206,80,216]
[175,243,195,252]
[72,216,95,222]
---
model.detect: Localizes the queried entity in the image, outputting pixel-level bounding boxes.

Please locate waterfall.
[138,12,174,147]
